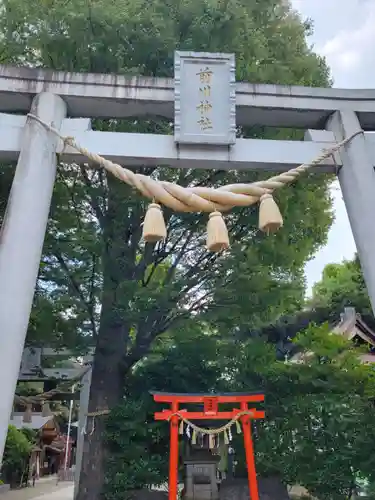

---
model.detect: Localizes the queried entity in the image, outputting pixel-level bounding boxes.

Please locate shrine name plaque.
[174,51,236,146]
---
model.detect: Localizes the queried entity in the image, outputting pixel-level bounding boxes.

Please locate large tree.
[0,0,333,497]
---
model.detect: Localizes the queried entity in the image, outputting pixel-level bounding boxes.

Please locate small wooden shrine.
[152,391,265,500]
[184,430,221,500]
[9,410,68,477]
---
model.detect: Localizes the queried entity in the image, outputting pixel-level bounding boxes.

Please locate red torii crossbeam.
[152,392,265,500]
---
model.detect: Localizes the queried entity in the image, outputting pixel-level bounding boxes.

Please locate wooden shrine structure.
[152,392,265,500]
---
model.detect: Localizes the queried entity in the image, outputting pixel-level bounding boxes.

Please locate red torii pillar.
[152,392,265,500]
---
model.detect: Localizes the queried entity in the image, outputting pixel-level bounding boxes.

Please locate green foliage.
[224,327,375,500]
[105,400,165,498]
[0,0,329,85]
[3,426,32,466]
[311,254,373,326]
[294,321,350,359]
[19,428,37,445]
[2,425,32,487]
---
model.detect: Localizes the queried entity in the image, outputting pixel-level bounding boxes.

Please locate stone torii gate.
[1,51,375,470]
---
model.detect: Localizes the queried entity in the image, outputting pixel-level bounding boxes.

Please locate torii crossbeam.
[152,392,265,500]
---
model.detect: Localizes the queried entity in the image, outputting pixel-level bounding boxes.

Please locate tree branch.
[88,254,98,334]
[57,168,84,232]
[79,165,105,227]
[153,230,195,287]
[53,249,98,337]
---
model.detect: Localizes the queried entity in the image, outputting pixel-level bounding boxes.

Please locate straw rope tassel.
[209,434,215,449]
[179,420,184,435]
[223,429,229,445]
[258,194,283,233]
[42,401,52,417]
[206,212,230,252]
[235,419,242,434]
[23,403,32,423]
[192,429,197,445]
[142,203,167,243]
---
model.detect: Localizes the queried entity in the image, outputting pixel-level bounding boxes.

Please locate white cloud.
[292,0,375,88]
[322,39,361,71]
[318,2,375,81]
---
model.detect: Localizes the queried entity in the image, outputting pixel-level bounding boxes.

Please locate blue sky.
[291,0,374,293]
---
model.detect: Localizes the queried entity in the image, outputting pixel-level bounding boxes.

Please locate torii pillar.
[0,92,66,462]
[327,110,375,313]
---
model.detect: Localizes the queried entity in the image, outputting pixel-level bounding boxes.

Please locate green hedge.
[2,425,33,487]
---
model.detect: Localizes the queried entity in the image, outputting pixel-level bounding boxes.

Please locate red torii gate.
[152,392,265,500]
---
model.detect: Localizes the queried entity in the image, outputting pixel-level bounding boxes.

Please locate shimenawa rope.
[169,409,253,435]
[13,365,91,407]
[169,410,256,447]
[27,113,362,252]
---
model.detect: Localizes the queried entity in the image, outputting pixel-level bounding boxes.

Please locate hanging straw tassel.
[209,434,215,449]
[235,419,242,434]
[223,429,229,445]
[206,212,230,252]
[258,194,283,234]
[199,433,204,447]
[142,203,167,243]
[41,401,52,417]
[179,420,184,435]
[192,429,197,445]
[23,403,32,423]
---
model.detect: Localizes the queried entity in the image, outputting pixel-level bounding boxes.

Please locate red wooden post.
[169,400,179,500]
[241,402,259,500]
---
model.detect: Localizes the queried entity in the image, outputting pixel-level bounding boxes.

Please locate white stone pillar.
[74,364,92,498]
[327,110,375,314]
[0,93,66,462]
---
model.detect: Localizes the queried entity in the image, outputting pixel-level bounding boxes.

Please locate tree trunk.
[76,319,128,499]
[76,176,139,500]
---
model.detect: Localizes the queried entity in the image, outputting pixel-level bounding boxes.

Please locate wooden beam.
[152,392,265,403]
[154,409,265,420]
